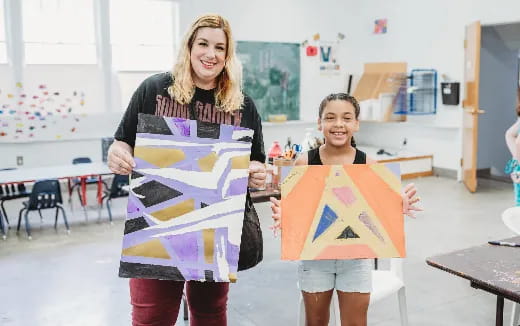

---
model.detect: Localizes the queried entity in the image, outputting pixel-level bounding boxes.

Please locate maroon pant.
[130,278,229,326]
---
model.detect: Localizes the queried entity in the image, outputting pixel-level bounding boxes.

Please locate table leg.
[97,176,103,205]
[496,296,504,326]
[81,177,87,207]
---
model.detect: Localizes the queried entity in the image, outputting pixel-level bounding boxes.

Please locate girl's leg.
[337,290,370,326]
[298,260,336,326]
[302,290,334,326]
[186,280,229,326]
[514,181,520,206]
[129,278,184,326]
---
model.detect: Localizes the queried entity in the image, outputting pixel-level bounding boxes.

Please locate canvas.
[281,163,405,260]
[119,113,253,282]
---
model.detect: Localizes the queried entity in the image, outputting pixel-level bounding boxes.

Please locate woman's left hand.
[248,160,266,189]
[402,183,422,218]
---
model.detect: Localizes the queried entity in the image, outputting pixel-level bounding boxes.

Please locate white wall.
[477,25,519,175]
[4,0,520,171]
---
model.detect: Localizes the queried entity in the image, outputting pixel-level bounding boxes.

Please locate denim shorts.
[298,259,372,293]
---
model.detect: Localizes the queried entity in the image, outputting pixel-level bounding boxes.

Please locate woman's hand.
[270,197,281,237]
[248,160,266,189]
[402,183,422,218]
[107,140,135,175]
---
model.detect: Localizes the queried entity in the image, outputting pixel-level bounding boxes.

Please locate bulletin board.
[236,41,300,121]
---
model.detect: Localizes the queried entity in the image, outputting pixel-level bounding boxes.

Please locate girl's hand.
[402,183,422,218]
[270,197,282,237]
[248,161,266,189]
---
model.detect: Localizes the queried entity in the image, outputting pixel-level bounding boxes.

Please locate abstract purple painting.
[119,113,253,282]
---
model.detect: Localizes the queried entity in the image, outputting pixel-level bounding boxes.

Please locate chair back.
[27,179,63,210]
[72,157,92,164]
[502,207,520,235]
[109,174,129,199]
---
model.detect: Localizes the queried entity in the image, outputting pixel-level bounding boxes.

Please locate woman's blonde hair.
[168,14,244,112]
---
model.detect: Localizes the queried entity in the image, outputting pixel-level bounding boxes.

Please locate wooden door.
[462,21,483,192]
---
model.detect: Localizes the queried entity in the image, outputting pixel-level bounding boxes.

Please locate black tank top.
[307,146,366,165]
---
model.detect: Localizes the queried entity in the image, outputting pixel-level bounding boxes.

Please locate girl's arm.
[505,119,520,159]
[369,156,422,217]
[269,153,308,236]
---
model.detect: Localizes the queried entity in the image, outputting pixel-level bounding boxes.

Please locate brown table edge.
[425,258,520,303]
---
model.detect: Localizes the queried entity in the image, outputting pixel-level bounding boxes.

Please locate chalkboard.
[236,41,300,121]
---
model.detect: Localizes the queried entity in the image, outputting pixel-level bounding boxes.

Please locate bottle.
[268,141,282,160]
[301,128,316,152]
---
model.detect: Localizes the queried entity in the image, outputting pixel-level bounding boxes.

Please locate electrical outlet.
[16,156,23,166]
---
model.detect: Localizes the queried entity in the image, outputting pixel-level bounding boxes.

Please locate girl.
[108,14,266,326]
[504,86,520,206]
[270,93,421,326]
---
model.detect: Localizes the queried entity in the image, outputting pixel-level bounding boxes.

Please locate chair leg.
[183,293,189,321]
[58,205,70,233]
[23,210,32,240]
[106,199,113,223]
[17,208,25,234]
[1,201,10,227]
[0,210,6,239]
[397,287,409,326]
[510,302,520,326]
[38,209,44,224]
[54,207,59,229]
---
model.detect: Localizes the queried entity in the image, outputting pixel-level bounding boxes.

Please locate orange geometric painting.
[281,163,405,260]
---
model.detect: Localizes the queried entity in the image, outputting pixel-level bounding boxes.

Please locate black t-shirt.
[114,72,265,163]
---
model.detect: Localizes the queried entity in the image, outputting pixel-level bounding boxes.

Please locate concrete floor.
[0,176,518,325]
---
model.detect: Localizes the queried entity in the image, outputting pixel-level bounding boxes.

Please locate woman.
[108,14,266,326]
[505,87,520,206]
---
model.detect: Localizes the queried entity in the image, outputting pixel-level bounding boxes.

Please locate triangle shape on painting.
[312,204,338,241]
[337,226,360,239]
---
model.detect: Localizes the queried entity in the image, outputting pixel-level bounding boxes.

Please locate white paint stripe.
[144,195,246,230]
[136,151,249,189]
[151,212,244,245]
[135,137,251,154]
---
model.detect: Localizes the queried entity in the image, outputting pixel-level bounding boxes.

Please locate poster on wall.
[236,41,300,121]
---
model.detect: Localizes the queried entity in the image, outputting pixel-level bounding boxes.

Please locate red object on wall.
[306,46,318,56]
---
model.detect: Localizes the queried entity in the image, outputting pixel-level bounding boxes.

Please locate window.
[22,0,96,64]
[0,0,7,63]
[110,0,176,71]
[111,0,177,109]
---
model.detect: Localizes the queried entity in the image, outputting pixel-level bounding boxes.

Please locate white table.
[0,162,113,209]
[0,162,112,184]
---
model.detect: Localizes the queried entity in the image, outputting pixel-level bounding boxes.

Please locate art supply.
[488,241,520,248]
[268,141,282,161]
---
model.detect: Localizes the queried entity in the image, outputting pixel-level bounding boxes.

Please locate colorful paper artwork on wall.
[374,19,388,34]
[0,82,86,141]
[119,113,253,283]
[281,163,405,260]
[306,46,318,57]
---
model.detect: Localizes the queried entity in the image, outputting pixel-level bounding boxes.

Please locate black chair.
[0,182,31,228]
[17,179,69,240]
[101,174,129,223]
